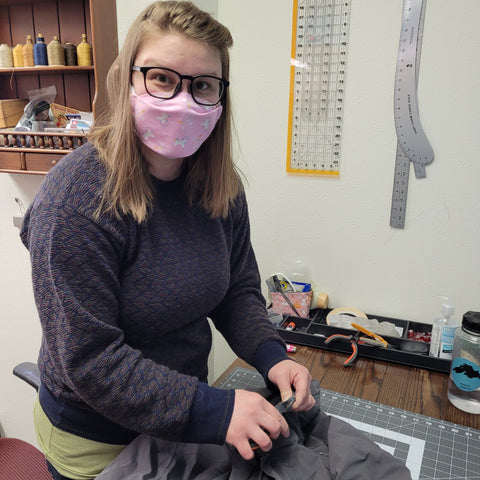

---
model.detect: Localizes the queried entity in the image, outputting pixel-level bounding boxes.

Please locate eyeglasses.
[132,66,229,106]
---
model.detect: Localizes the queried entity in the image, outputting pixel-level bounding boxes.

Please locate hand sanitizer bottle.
[429,298,456,359]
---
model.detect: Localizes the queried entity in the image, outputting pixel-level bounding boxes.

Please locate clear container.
[447,311,480,414]
[429,298,456,358]
[267,310,284,327]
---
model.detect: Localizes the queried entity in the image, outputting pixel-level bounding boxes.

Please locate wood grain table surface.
[215,345,479,430]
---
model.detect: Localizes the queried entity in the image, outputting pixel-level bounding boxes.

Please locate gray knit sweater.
[21,143,287,445]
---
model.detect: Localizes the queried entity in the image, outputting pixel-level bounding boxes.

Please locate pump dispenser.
[429,298,458,359]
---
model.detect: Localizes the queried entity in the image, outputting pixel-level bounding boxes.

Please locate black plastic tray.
[275,308,451,373]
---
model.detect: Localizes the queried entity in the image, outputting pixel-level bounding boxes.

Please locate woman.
[21,2,315,479]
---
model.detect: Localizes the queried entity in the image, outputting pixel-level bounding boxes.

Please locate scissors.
[250,394,296,451]
[351,323,389,348]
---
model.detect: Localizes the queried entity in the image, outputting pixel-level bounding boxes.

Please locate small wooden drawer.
[25,152,65,172]
[0,151,22,171]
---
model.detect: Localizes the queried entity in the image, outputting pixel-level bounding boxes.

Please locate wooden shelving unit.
[0,0,118,174]
[0,66,94,74]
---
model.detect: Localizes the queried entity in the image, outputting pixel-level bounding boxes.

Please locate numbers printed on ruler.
[287,0,352,175]
[394,0,433,167]
[390,145,411,228]
[390,0,434,228]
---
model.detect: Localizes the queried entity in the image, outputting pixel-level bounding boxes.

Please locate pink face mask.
[131,91,223,159]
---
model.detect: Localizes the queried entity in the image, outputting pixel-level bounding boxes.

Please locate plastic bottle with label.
[447,311,480,414]
[429,298,457,359]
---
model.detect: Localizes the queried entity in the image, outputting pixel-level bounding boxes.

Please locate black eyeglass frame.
[132,66,230,106]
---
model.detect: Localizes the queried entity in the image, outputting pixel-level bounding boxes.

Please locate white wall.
[220,0,480,322]
[116,0,218,45]
[1,0,479,445]
[0,175,43,443]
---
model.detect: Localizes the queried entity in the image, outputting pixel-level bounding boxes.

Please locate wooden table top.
[216,345,480,430]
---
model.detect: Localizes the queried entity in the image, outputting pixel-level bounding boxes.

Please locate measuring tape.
[390,0,434,228]
[286,0,352,176]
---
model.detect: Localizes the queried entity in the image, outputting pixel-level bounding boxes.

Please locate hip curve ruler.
[219,367,480,480]
[286,0,352,176]
[390,0,434,228]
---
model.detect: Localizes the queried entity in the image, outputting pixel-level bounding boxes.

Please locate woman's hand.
[267,359,316,411]
[225,389,289,460]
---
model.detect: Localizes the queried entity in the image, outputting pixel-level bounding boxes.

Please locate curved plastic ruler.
[390,0,433,229]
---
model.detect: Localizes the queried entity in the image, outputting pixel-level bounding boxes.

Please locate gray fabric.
[96,382,412,480]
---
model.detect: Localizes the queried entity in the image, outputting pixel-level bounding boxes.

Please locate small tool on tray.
[325,332,361,367]
[325,324,395,367]
[351,322,390,348]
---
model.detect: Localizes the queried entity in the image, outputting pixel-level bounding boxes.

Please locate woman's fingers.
[225,389,290,459]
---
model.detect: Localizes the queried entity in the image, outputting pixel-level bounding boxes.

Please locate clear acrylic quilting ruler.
[286,0,352,176]
[390,0,434,228]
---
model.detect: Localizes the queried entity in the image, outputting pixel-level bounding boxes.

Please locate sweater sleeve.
[208,192,288,367]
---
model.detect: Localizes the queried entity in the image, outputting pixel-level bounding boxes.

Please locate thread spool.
[0,44,13,68]
[33,34,48,66]
[76,33,92,66]
[47,36,65,66]
[13,44,24,67]
[23,35,35,67]
[64,42,77,66]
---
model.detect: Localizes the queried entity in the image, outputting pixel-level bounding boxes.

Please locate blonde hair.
[89,1,240,223]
